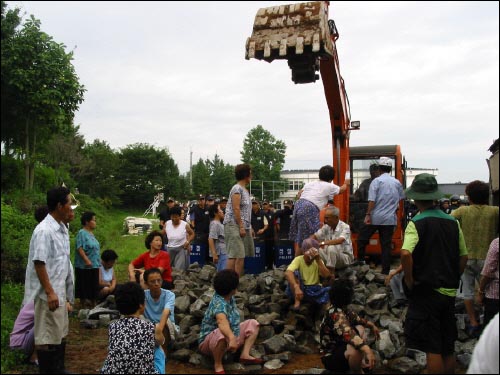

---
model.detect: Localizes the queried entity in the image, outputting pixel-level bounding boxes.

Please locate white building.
[405,168,438,187]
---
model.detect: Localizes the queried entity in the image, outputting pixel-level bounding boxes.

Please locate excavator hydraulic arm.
[245,1,352,220]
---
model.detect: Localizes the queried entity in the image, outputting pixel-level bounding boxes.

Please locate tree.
[76,139,121,204]
[191,158,211,197]
[207,154,234,197]
[1,1,21,157]
[1,11,85,190]
[39,123,85,187]
[240,125,287,201]
[116,143,179,208]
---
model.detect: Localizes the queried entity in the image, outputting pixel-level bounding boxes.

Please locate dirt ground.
[8,315,468,375]
[9,315,326,374]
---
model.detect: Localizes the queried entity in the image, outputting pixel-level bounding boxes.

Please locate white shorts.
[34,296,68,346]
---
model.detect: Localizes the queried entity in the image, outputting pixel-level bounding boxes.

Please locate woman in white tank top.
[165,205,195,271]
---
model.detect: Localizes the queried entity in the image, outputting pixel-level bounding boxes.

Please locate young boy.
[98,249,118,301]
[208,203,227,271]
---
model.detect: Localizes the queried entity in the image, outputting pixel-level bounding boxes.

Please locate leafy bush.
[0,199,37,283]
[2,190,46,215]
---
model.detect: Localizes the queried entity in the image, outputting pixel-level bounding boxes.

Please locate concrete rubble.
[78,262,478,373]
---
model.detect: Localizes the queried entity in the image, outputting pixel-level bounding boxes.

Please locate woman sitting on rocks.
[128,230,173,290]
[320,278,380,374]
[198,269,263,374]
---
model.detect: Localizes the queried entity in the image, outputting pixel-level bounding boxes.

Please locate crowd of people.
[10,161,499,374]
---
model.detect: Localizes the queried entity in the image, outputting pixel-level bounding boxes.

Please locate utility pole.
[189,148,193,193]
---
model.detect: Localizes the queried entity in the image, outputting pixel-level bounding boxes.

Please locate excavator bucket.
[245,1,337,83]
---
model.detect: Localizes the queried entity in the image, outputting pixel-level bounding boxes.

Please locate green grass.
[80,208,154,282]
[1,207,160,373]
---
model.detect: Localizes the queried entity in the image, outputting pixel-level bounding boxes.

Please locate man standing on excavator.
[356,157,405,274]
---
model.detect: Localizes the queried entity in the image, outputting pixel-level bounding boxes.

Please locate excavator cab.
[245,1,337,84]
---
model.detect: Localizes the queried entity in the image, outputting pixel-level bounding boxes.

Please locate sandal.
[239,357,264,365]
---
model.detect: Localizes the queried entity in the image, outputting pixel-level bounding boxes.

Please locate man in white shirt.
[311,206,354,276]
[23,186,74,374]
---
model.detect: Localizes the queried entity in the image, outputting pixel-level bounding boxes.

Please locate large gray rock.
[263,351,292,362]
[366,293,387,310]
[170,348,193,361]
[388,357,421,374]
[78,257,477,374]
[175,295,191,313]
[173,279,188,293]
[249,301,268,314]
[365,272,376,282]
[188,353,204,366]
[258,325,275,340]
[80,319,99,329]
[283,333,297,351]
[179,315,197,334]
[224,362,245,371]
[292,369,327,374]
[264,359,284,370]
[352,292,366,305]
[262,335,288,354]
[249,294,263,305]
[189,298,207,318]
[268,302,282,314]
[238,275,257,294]
[405,348,426,368]
[198,265,216,281]
[255,312,280,326]
[376,330,396,359]
[457,353,472,368]
[87,307,120,320]
[78,309,90,320]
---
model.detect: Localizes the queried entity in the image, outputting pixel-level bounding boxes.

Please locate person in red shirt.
[128,230,173,290]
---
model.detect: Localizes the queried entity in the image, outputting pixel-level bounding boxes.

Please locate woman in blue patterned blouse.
[199,269,263,374]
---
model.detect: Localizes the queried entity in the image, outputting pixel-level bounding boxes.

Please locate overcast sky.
[8,1,499,183]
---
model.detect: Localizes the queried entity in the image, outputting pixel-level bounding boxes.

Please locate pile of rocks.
[78,262,478,373]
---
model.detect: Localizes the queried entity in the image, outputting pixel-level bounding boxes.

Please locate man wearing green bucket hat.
[400,173,468,374]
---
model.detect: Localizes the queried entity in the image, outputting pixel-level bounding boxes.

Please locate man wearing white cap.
[356,157,405,274]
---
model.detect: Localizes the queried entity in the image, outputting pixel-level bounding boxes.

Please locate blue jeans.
[390,272,407,301]
[216,253,228,272]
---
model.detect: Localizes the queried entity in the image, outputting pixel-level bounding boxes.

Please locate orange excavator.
[245,1,407,259]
